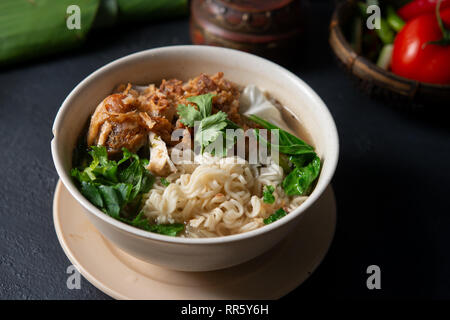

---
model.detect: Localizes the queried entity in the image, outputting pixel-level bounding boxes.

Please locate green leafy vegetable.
[282,156,321,196]
[195,112,228,150]
[187,93,215,118]
[148,223,185,237]
[160,178,170,187]
[247,115,321,197]
[71,147,154,216]
[264,208,287,225]
[274,153,291,173]
[177,93,236,154]
[125,212,184,236]
[177,104,202,127]
[97,185,122,218]
[225,119,241,129]
[263,185,275,204]
[71,146,183,236]
[80,181,103,208]
[288,154,315,168]
[177,93,216,126]
[247,115,316,156]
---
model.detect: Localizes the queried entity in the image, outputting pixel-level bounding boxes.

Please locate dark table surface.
[1,1,449,300]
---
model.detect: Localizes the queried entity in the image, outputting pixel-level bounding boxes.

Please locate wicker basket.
[329,0,450,107]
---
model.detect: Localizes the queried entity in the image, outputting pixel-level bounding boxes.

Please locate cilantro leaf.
[177,93,217,127]
[177,94,238,156]
[118,148,154,200]
[187,93,215,118]
[264,208,287,225]
[199,111,228,128]
[71,167,91,183]
[195,112,228,148]
[177,104,202,127]
[118,147,139,164]
[263,185,275,204]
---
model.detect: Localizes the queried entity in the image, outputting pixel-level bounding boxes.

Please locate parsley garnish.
[263,185,275,204]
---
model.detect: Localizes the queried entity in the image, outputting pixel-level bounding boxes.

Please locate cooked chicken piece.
[87,83,179,155]
[87,93,151,155]
[87,73,244,157]
[147,132,177,176]
[151,116,174,145]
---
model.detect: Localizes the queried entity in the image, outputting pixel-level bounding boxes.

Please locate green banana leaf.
[0,0,100,66]
[117,0,187,21]
[0,0,188,67]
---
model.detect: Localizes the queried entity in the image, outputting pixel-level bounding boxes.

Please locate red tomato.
[398,0,450,21]
[391,9,450,84]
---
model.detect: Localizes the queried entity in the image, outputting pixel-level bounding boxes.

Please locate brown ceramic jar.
[190,0,305,55]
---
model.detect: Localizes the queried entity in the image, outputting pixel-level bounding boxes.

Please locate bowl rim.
[330,0,450,90]
[51,45,339,244]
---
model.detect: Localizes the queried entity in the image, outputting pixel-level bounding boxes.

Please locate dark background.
[1,0,449,300]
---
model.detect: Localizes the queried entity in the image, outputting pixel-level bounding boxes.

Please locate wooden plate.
[53,180,337,300]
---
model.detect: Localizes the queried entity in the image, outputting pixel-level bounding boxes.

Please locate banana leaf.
[0,0,100,66]
[117,0,188,21]
[0,0,188,67]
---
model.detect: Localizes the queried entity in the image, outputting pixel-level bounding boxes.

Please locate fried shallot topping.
[87,73,249,156]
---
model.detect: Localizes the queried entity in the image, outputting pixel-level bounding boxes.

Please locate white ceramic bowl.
[52,45,339,272]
